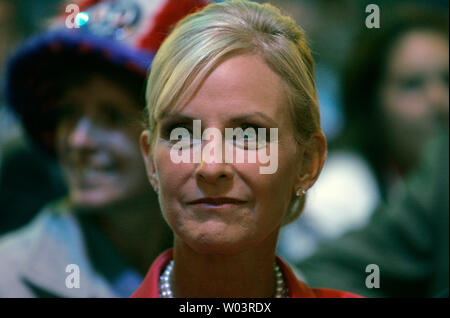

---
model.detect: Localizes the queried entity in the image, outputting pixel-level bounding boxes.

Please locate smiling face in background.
[145,54,304,255]
[380,30,449,166]
[56,75,149,211]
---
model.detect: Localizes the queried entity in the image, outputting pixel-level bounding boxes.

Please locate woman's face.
[56,75,150,211]
[380,30,449,165]
[143,54,314,255]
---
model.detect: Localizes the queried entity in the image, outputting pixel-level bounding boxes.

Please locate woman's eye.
[173,128,190,138]
[243,129,258,140]
[233,124,266,149]
[162,123,194,144]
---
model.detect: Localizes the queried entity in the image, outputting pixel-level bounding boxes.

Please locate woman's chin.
[171,216,261,255]
[182,230,255,255]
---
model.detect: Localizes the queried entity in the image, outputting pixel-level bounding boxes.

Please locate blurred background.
[0,0,68,235]
[270,0,449,263]
[0,0,448,297]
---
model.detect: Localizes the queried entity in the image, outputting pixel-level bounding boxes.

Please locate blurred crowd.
[0,0,448,297]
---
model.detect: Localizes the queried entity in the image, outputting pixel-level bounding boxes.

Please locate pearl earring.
[151,173,159,193]
[296,188,307,197]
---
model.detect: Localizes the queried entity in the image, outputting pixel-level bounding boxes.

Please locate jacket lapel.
[18,201,118,298]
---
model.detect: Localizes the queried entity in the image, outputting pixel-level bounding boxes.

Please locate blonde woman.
[133,0,360,298]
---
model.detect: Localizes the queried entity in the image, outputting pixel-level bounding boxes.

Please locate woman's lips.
[187,197,247,210]
[188,197,246,205]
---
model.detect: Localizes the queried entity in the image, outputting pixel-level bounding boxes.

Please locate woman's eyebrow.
[160,112,278,127]
[160,114,197,122]
[229,112,278,127]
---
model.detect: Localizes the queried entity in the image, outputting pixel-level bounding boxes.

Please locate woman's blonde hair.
[145,0,322,224]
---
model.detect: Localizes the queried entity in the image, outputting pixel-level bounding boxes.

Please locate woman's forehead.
[162,54,289,124]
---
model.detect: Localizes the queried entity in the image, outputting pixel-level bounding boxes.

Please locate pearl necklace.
[159,260,289,298]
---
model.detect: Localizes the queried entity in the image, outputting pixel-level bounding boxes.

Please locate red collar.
[131,249,361,298]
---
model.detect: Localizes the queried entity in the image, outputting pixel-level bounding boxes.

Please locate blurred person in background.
[337,3,448,200]
[275,0,378,263]
[0,0,208,297]
[277,0,448,264]
[297,128,449,297]
[296,3,449,297]
[0,0,67,235]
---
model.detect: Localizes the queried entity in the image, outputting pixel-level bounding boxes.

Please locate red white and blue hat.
[5,0,209,155]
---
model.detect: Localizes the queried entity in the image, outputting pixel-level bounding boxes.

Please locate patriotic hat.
[4,0,209,156]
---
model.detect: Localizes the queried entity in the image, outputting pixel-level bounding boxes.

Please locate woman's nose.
[195,138,233,185]
[196,160,233,185]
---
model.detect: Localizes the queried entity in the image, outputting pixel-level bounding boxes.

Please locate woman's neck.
[170,230,280,298]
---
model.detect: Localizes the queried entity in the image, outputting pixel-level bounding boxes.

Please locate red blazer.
[131,249,362,298]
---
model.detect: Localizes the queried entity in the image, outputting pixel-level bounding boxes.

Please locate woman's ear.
[294,131,327,194]
[140,130,159,193]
